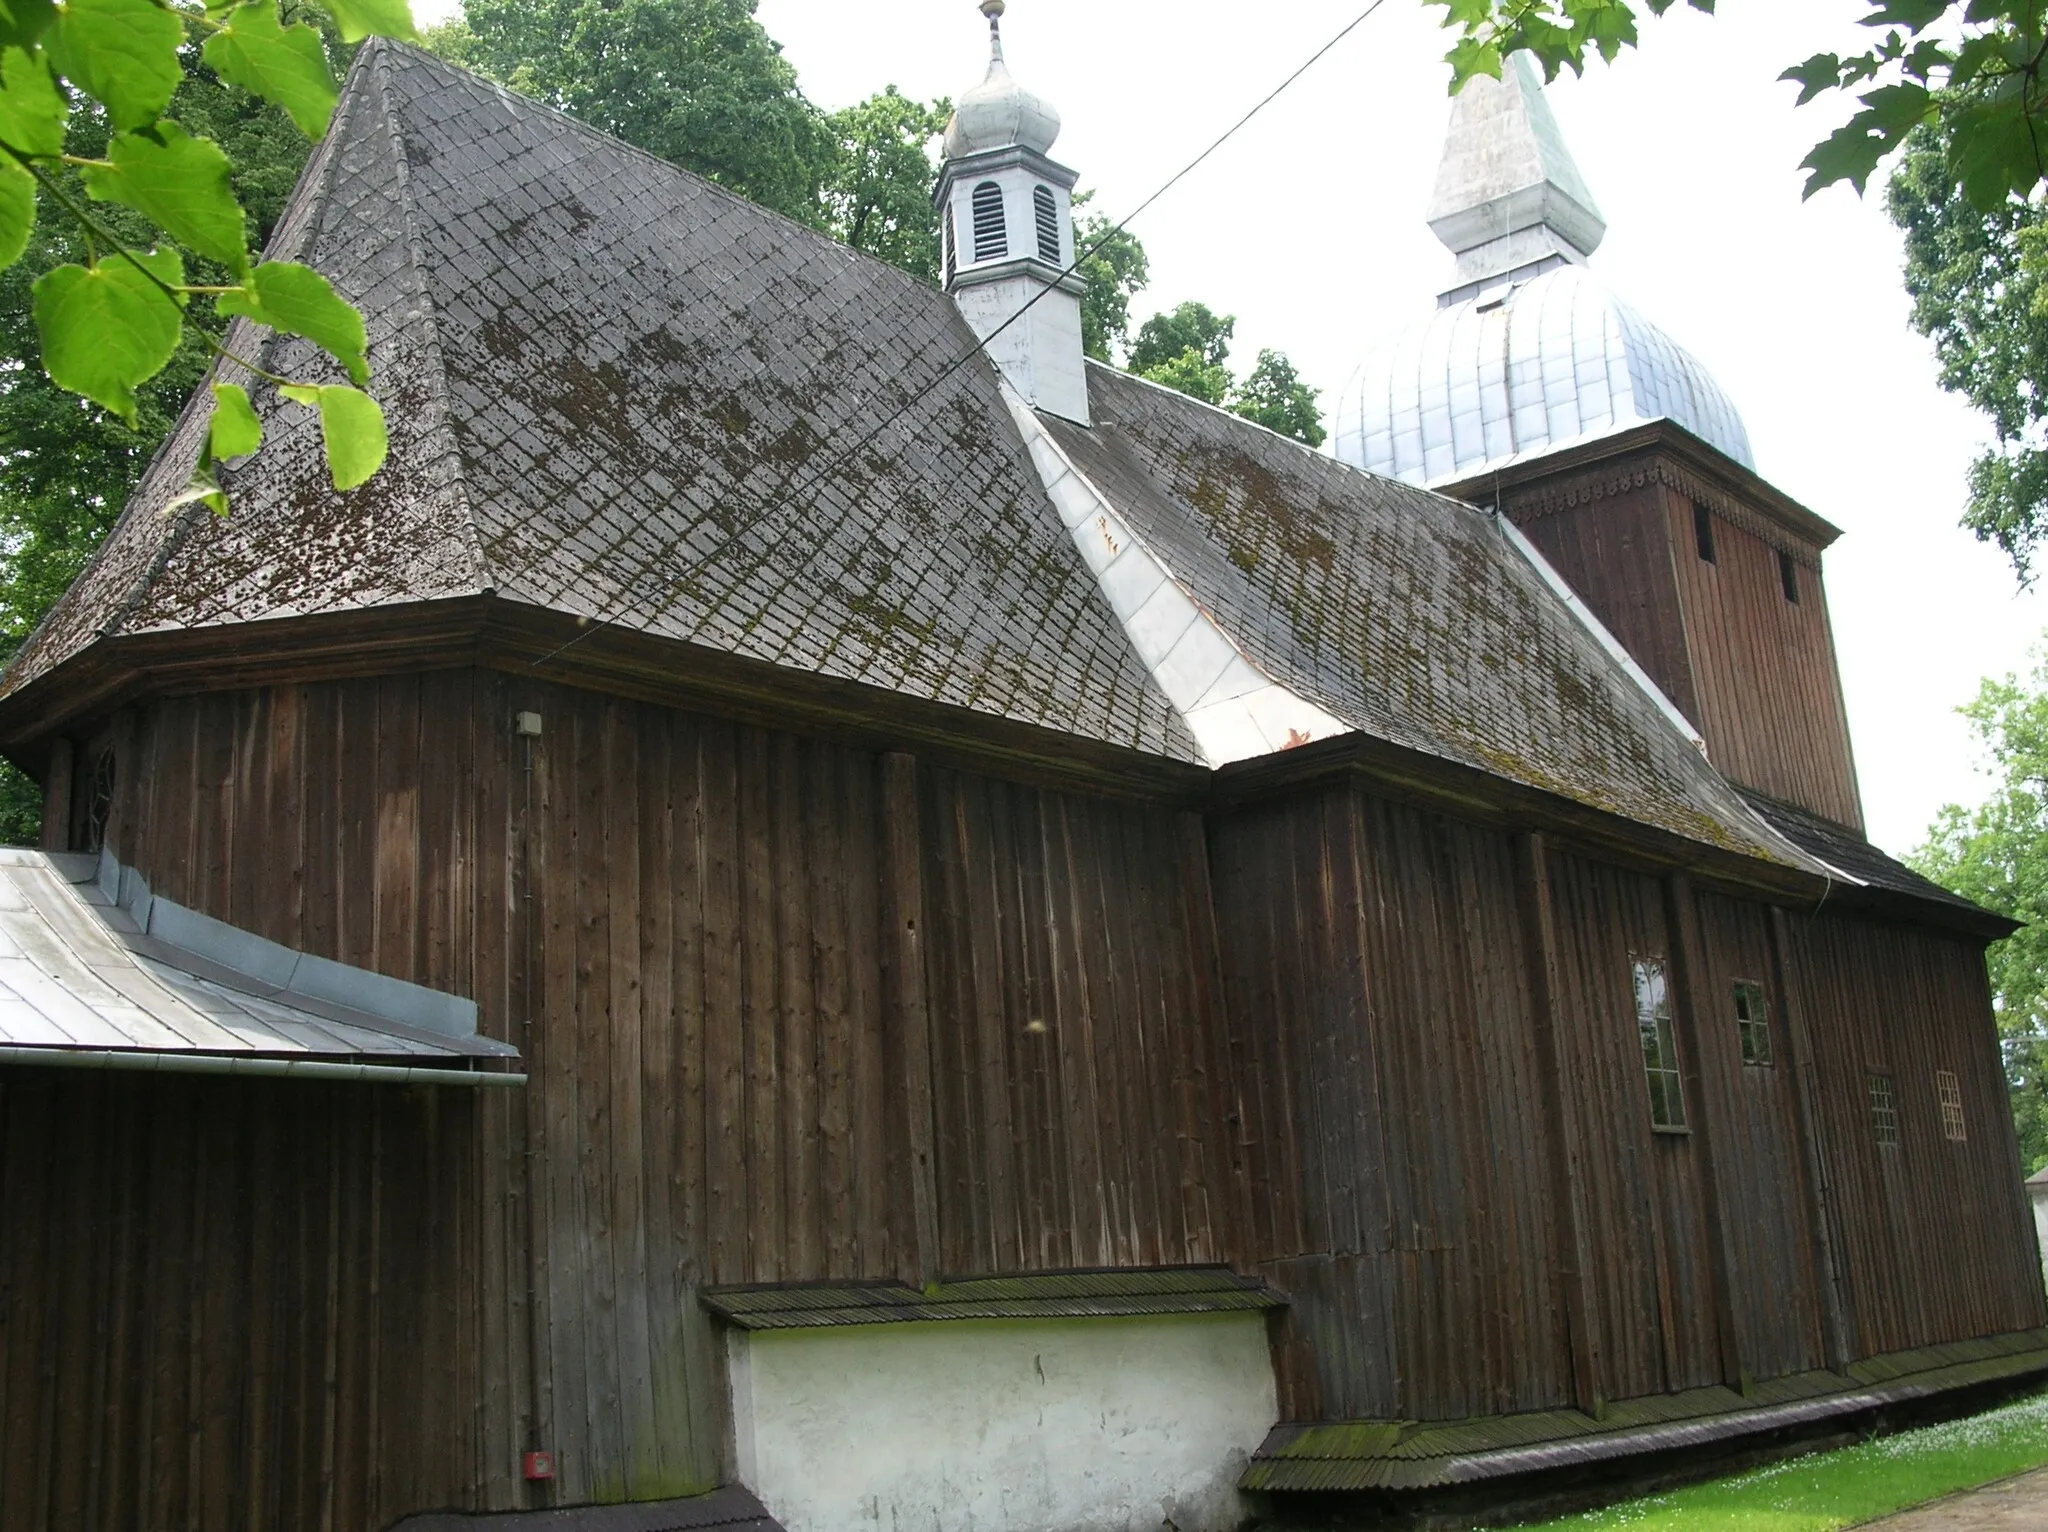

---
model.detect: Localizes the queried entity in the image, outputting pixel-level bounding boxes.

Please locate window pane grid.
[1633,956,1686,1130]
[1936,1070,1966,1142]
[1734,979,1771,1066]
[1868,1072,1899,1147]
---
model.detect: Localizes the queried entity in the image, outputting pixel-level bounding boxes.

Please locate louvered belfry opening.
[1034,185,1060,263]
[972,181,1008,261]
[943,205,956,285]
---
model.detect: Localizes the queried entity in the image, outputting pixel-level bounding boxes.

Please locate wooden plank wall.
[920,766,1247,1276]
[1661,488,1863,831]
[1790,912,2047,1357]
[1208,784,1573,1422]
[1508,476,1863,830]
[0,1069,475,1532]
[1511,483,1700,729]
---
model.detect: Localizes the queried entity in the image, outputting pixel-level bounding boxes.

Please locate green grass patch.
[1496,1389,2048,1530]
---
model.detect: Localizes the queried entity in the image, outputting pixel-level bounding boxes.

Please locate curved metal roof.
[1332,263,1755,487]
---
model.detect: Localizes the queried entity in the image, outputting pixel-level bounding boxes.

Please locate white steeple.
[936,0,1089,425]
[1426,53,1606,299]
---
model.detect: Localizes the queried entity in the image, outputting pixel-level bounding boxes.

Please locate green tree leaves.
[83,123,249,276]
[280,382,385,488]
[208,381,261,460]
[45,0,182,132]
[823,87,949,281]
[217,260,367,383]
[32,248,184,423]
[0,0,416,509]
[1126,302,1326,445]
[0,46,66,156]
[0,160,31,267]
[202,3,339,139]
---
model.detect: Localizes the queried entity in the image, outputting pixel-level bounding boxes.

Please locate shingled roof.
[2,42,1816,869]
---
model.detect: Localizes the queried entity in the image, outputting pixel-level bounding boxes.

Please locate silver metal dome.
[1333,262,1755,487]
[943,2,1060,160]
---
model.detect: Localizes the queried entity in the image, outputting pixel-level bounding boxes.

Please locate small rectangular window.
[1779,550,1800,604]
[1868,1072,1899,1147]
[1936,1070,1966,1142]
[1733,979,1772,1066]
[1633,956,1687,1131]
[1693,501,1716,564]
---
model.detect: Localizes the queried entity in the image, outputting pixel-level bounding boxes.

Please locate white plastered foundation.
[728,1312,1276,1532]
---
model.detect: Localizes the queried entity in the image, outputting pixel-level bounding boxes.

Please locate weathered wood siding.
[1790,912,2047,1355]
[3,668,2035,1531]
[1661,489,1862,830]
[1208,784,1573,1422]
[0,1069,476,1532]
[1507,470,1862,831]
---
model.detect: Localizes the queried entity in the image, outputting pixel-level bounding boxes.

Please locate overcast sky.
[413,0,2044,855]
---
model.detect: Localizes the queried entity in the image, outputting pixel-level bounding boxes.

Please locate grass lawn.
[1496,1388,2048,1530]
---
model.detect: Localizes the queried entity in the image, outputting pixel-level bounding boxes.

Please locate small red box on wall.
[522,1450,556,1482]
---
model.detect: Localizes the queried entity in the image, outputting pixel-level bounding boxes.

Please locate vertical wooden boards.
[1207,786,1572,1423]
[1513,833,1602,1414]
[1788,910,2047,1360]
[38,737,71,852]
[1661,488,1863,830]
[880,751,938,1286]
[0,1072,474,1532]
[918,767,1241,1282]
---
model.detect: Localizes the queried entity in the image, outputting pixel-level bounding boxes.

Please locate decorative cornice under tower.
[936,0,1089,425]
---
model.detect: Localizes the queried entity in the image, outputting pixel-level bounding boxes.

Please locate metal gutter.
[0,1045,527,1087]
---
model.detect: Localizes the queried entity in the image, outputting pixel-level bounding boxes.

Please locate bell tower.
[936,0,1089,424]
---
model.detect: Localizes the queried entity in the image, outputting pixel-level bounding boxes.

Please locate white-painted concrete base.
[727,1313,1276,1532]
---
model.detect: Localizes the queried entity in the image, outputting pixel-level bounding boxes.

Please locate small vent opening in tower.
[1693,501,1715,564]
[972,182,1008,262]
[1033,186,1060,264]
[1779,550,1800,605]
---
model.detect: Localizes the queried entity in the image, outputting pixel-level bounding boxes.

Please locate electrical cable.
[520,0,1391,670]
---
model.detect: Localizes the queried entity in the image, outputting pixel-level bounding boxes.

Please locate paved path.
[1855,1467,2048,1528]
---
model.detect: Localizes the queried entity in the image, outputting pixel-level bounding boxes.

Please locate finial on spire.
[982,0,1006,66]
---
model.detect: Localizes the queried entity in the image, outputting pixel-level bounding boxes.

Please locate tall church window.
[1693,501,1716,564]
[1779,550,1800,604]
[1033,185,1061,264]
[1734,979,1771,1066]
[972,181,1007,262]
[1633,956,1686,1130]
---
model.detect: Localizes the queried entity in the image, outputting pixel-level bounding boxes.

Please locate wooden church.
[0,12,2042,1531]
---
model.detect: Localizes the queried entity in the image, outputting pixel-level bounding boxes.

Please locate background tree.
[446,0,834,225]
[1231,349,1325,448]
[824,87,949,282]
[1072,191,1150,361]
[1889,125,2048,578]
[1913,653,2048,1172]
[1129,300,1234,375]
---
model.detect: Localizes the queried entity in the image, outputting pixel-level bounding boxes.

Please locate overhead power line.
[524,0,1392,671]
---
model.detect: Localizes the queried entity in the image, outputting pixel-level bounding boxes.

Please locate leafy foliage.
[447,0,835,226]
[1072,189,1149,361]
[1429,1,2048,210]
[823,86,948,282]
[1889,125,2048,578]
[1911,652,2048,1173]
[0,0,410,515]
[1128,301,1325,445]
[1231,348,1326,448]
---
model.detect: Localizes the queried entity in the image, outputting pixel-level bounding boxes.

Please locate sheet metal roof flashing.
[703,1267,1283,1330]
[0,848,511,1073]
